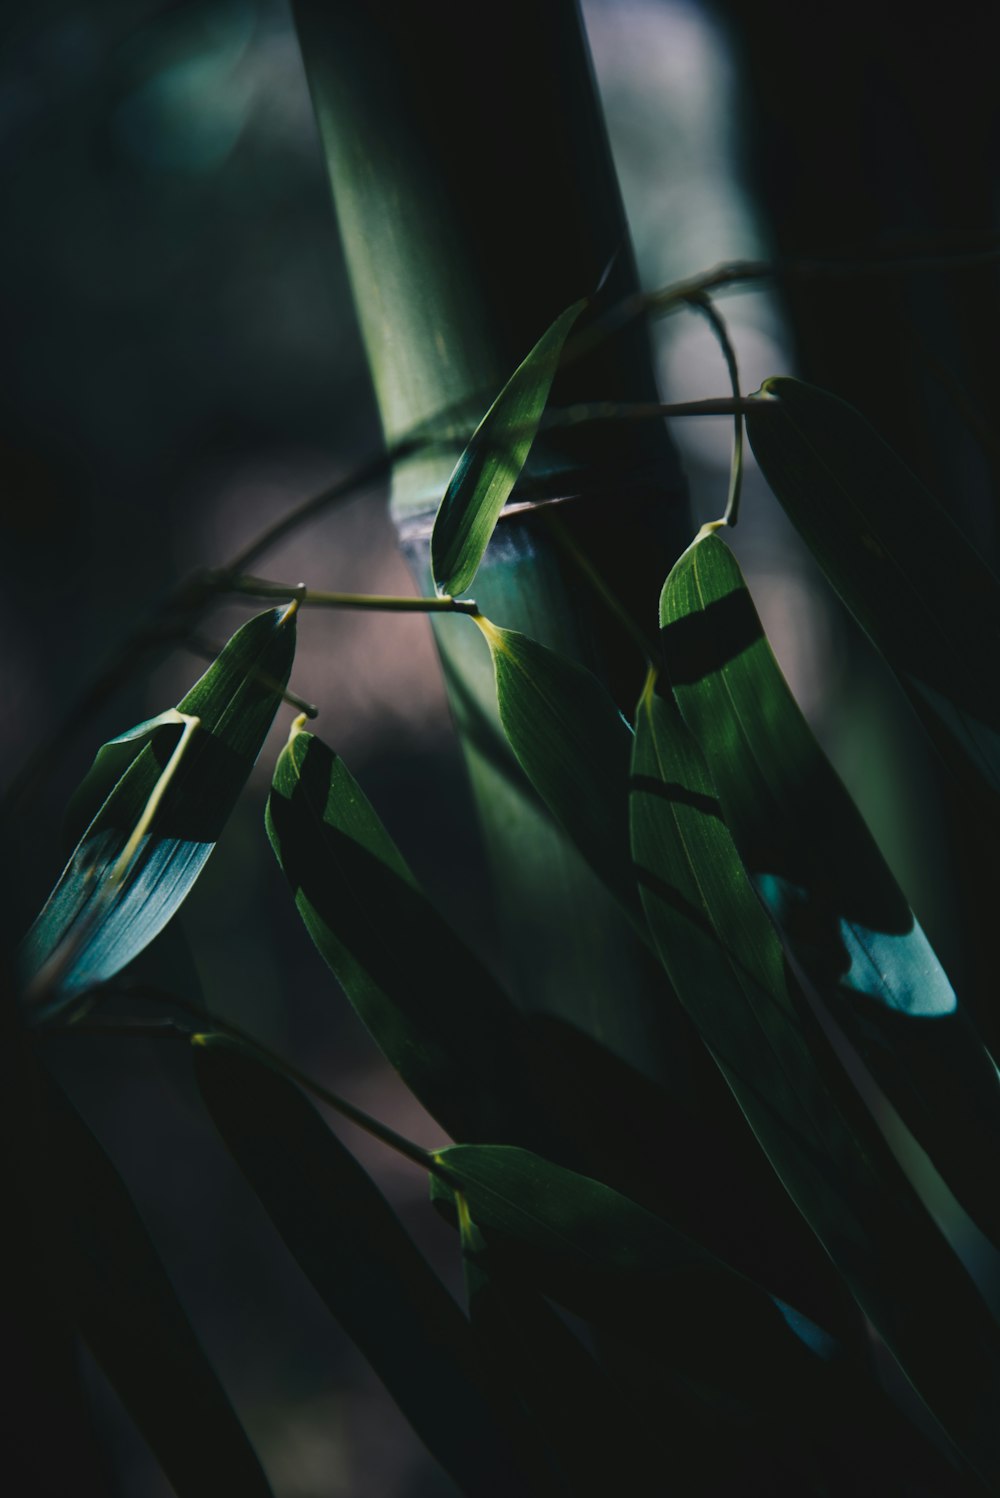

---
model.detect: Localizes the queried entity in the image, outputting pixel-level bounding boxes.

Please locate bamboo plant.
[6,2,1000,1494]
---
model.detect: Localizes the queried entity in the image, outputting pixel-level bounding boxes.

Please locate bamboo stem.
[225,574,479,615]
[61,987,438,1174]
[683,292,744,527]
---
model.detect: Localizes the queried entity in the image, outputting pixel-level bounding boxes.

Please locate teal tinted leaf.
[195,1042,540,1498]
[474,617,642,926]
[630,679,1000,1482]
[20,607,296,1017]
[431,300,585,597]
[45,1077,273,1498]
[661,532,1000,1244]
[63,711,188,851]
[265,721,554,1148]
[745,377,1000,808]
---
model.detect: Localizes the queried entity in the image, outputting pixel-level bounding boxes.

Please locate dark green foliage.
[745,378,1000,815]
[42,1076,273,1498]
[264,719,558,1149]
[630,676,1000,1484]
[194,1041,542,1498]
[660,531,1000,1243]
[15,294,1000,1497]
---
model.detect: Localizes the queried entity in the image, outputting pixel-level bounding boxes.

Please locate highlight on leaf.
[629,672,1000,1485]
[431,299,586,598]
[19,605,296,1018]
[659,530,1000,1246]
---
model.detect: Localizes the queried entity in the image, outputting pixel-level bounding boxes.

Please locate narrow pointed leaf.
[473,616,642,925]
[431,300,585,597]
[20,607,296,1016]
[433,1144,964,1489]
[264,718,853,1342]
[473,618,866,1339]
[455,1200,657,1496]
[630,679,1000,1483]
[44,1077,273,1498]
[433,1142,724,1297]
[195,1042,541,1498]
[265,721,555,1147]
[745,377,1000,809]
[661,531,1000,1244]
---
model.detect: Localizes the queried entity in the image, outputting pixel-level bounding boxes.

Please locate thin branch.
[224,574,479,615]
[193,1032,436,1172]
[684,292,745,526]
[63,984,439,1174]
[543,397,757,429]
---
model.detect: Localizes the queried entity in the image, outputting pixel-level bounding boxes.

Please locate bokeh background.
[3,2,997,1492]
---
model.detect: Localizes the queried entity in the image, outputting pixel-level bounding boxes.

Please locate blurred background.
[3,1,997,1492]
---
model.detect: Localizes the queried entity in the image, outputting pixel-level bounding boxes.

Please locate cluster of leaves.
[14,302,1000,1495]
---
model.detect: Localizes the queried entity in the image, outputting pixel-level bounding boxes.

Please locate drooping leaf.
[431,300,586,597]
[43,1076,273,1498]
[661,531,1000,1244]
[433,1144,968,1491]
[514,1014,861,1344]
[630,677,1000,1484]
[194,1041,542,1498]
[454,1194,664,1497]
[264,718,857,1341]
[472,618,867,1340]
[433,1144,806,1336]
[745,377,1000,811]
[20,607,296,1017]
[472,616,642,926]
[265,720,556,1149]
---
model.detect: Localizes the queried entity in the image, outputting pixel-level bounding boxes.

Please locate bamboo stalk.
[292,0,688,1071]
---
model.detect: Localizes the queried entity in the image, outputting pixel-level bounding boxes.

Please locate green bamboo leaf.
[471,617,869,1340]
[195,1042,541,1498]
[433,1144,802,1335]
[44,1076,273,1498]
[630,677,1000,1483]
[432,1144,966,1490]
[454,1196,660,1496]
[431,300,586,597]
[264,718,855,1340]
[661,531,1000,1244]
[20,607,296,1017]
[265,720,555,1148]
[745,377,1000,808]
[472,616,642,925]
